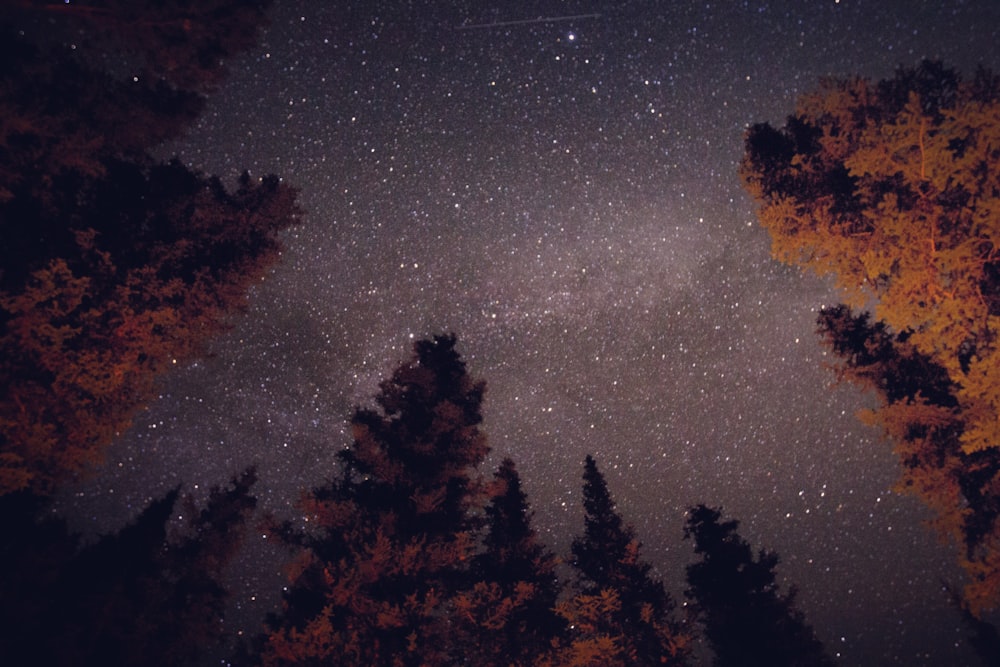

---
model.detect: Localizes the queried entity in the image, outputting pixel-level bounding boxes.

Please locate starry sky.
[57,1,1000,663]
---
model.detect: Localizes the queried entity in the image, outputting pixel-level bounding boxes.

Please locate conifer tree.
[741,60,1000,614]
[552,455,689,666]
[0,4,298,495]
[454,457,565,665]
[684,504,833,667]
[0,470,258,666]
[261,335,490,666]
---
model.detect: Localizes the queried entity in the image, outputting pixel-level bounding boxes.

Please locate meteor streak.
[455,13,601,30]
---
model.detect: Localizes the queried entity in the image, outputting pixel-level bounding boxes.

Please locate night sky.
[56,1,1000,663]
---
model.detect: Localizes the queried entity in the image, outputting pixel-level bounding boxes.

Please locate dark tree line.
[8,331,1000,665]
[0,469,258,666]
[252,335,830,667]
[0,336,834,666]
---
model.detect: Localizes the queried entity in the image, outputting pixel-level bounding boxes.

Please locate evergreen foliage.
[259,349,701,667]
[0,470,258,667]
[684,504,833,667]
[0,1,298,494]
[457,458,565,666]
[554,455,690,666]
[261,335,490,666]
[741,60,1000,614]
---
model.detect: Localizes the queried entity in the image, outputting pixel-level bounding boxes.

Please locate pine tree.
[684,505,833,667]
[0,470,258,666]
[261,335,490,666]
[0,163,300,494]
[553,455,689,666]
[0,3,299,495]
[454,457,565,665]
[741,60,1000,614]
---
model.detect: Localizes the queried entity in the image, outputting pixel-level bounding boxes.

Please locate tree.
[454,457,565,665]
[741,61,1000,614]
[742,61,1000,353]
[261,335,491,666]
[553,455,689,666]
[944,580,1000,666]
[0,469,259,666]
[0,164,300,494]
[0,4,299,495]
[1,0,273,219]
[684,505,833,667]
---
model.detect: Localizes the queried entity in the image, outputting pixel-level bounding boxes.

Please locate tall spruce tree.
[553,455,689,666]
[684,504,833,667]
[261,335,490,666]
[455,457,565,665]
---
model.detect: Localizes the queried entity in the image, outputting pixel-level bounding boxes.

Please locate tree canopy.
[684,504,833,667]
[0,469,259,667]
[0,1,299,494]
[742,61,1000,614]
[261,335,491,666]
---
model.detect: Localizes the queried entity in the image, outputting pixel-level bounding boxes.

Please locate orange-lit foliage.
[742,61,1000,614]
[0,169,299,494]
[560,455,691,667]
[261,336,490,666]
[0,3,297,494]
[453,458,566,666]
[262,370,699,665]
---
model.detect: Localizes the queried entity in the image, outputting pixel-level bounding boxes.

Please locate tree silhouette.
[5,0,272,94]
[261,335,490,666]
[551,455,689,666]
[0,469,258,666]
[454,457,565,666]
[944,580,1000,667]
[684,504,833,667]
[741,60,1000,614]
